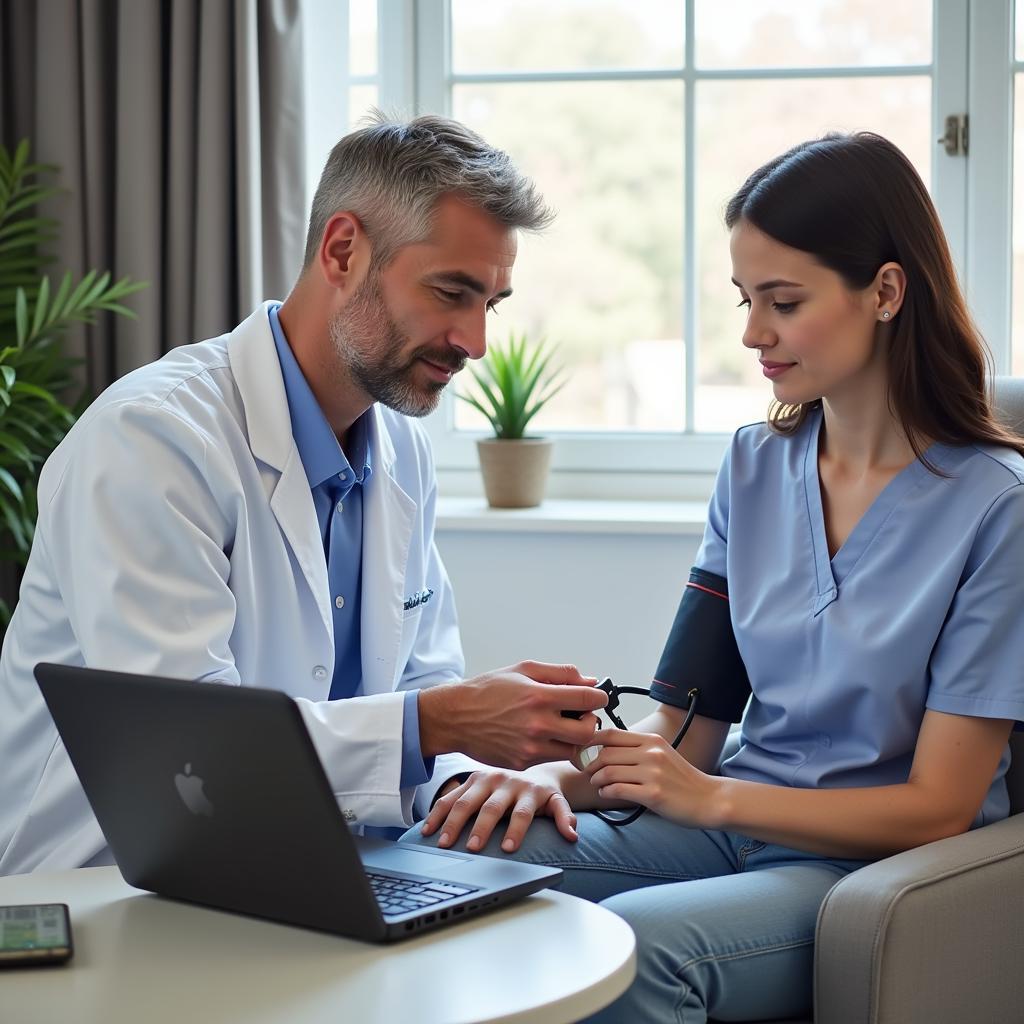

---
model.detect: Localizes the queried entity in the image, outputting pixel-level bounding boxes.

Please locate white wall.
[436,526,703,723]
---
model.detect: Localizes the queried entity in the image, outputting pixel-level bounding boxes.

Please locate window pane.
[695,76,932,431]
[348,84,379,129]
[450,0,684,74]
[453,80,684,432]
[349,0,378,77]
[696,0,932,69]
[1012,74,1024,375]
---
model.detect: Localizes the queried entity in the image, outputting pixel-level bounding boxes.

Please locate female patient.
[407,133,1024,1022]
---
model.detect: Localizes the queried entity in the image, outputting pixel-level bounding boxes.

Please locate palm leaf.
[1,188,59,221]
[9,140,30,182]
[0,216,59,244]
[0,467,23,505]
[0,139,146,577]
[14,289,28,346]
[30,275,51,339]
[0,497,28,553]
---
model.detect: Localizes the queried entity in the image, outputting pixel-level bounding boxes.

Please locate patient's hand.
[420,768,575,854]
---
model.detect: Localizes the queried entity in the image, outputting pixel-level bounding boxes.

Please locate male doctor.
[0,114,606,874]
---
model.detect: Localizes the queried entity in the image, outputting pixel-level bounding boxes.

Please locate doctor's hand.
[420,768,576,854]
[583,728,722,827]
[418,661,606,771]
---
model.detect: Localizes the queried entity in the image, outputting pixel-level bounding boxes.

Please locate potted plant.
[457,332,564,508]
[0,139,145,624]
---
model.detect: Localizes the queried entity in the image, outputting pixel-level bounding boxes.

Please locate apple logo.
[174,763,215,817]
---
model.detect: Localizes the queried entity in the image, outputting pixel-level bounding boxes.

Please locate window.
[304,2,381,207]
[346,0,380,121]
[449,1,935,440]
[328,1,1016,496]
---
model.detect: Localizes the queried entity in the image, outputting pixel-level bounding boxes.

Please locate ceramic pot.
[476,437,553,508]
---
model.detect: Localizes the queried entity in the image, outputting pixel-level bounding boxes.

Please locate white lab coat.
[0,303,479,874]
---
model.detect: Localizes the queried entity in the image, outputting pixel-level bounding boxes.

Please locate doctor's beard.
[329,274,466,418]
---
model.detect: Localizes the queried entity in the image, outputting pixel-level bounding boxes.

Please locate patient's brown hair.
[725,132,1024,461]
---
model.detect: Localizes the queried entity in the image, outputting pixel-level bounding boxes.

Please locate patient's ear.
[318,211,370,293]
[873,261,906,319]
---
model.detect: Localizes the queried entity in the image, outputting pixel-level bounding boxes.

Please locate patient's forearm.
[712,777,971,859]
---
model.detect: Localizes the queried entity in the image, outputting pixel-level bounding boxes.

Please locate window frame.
[366,0,1012,498]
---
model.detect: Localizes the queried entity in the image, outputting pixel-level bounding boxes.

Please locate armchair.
[712,376,1024,1024]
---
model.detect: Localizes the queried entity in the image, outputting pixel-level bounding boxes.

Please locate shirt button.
[335,595,345,609]
[312,665,328,681]
[818,733,832,748]
[336,500,344,514]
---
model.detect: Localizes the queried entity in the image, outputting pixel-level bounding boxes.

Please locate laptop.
[34,663,562,942]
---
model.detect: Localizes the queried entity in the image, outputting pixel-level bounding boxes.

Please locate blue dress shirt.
[268,305,431,790]
[694,405,1024,827]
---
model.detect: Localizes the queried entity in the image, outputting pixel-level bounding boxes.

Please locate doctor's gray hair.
[302,112,553,270]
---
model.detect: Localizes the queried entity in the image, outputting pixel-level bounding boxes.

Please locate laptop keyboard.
[367,872,480,917]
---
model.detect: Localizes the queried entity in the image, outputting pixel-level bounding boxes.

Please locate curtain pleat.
[0,0,307,382]
[0,0,308,614]
[165,0,200,355]
[254,0,306,305]
[114,0,165,377]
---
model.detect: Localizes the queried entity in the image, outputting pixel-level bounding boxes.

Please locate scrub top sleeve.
[693,438,732,578]
[926,483,1024,725]
[650,440,752,722]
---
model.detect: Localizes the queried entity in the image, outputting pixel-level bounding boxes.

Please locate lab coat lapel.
[361,407,415,694]
[228,304,333,643]
[269,452,333,641]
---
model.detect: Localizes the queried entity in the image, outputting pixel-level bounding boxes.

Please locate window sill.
[435,496,708,536]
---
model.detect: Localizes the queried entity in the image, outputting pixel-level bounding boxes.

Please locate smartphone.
[0,904,73,967]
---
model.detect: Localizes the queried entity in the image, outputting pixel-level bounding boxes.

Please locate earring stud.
[882,311,891,320]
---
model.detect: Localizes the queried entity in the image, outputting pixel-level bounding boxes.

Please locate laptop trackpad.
[361,844,472,876]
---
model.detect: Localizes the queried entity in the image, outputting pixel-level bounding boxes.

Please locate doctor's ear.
[318,211,371,293]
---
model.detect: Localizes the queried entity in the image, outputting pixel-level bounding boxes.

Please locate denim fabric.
[401,812,868,1023]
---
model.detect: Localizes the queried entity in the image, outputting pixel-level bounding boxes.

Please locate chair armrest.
[814,813,1024,1024]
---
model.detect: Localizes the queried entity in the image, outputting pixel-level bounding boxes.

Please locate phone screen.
[0,904,73,965]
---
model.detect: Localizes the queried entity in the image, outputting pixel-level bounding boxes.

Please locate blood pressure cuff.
[649,568,752,723]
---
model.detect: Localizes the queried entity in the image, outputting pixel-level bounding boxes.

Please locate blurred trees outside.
[446,0,933,432]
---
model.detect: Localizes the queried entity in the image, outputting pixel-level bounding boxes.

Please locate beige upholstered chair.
[711,377,1024,1024]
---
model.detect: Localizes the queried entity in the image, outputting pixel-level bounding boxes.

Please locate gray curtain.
[0,0,308,391]
[0,0,309,615]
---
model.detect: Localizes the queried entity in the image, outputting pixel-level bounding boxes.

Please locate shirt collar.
[268,303,372,490]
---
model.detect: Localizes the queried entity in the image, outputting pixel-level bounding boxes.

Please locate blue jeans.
[401,812,868,1023]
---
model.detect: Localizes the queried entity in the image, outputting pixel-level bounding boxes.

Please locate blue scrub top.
[698,405,1024,827]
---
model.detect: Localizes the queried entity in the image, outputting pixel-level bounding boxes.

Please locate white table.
[1,867,636,1024]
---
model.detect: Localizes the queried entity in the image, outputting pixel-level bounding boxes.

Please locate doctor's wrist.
[418,684,461,758]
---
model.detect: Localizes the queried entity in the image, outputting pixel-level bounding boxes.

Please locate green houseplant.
[0,139,145,623]
[457,332,564,508]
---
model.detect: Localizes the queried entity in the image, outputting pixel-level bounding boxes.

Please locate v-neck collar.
[802,406,941,614]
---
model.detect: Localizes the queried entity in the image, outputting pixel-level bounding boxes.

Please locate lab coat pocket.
[396,603,424,682]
